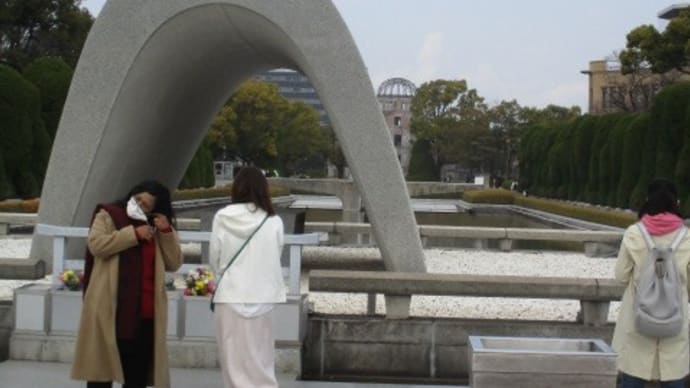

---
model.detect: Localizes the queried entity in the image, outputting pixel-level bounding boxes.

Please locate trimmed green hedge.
[0,64,49,199]
[23,57,73,140]
[463,189,637,228]
[519,82,690,213]
[462,189,516,204]
[514,196,637,229]
[0,186,290,213]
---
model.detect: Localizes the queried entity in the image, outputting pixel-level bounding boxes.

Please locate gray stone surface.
[0,360,462,388]
[308,270,625,301]
[31,0,425,275]
[0,259,45,280]
[303,315,617,384]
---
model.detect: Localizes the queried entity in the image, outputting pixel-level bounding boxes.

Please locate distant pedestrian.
[210,166,285,388]
[72,180,182,388]
[612,178,690,388]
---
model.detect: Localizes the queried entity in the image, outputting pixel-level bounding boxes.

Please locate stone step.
[0,258,45,280]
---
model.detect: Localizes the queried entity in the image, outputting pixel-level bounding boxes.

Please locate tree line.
[406,79,580,182]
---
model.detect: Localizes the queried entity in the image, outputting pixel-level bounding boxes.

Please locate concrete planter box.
[50,289,82,335]
[182,295,215,340]
[181,294,309,342]
[469,336,617,388]
[13,284,51,334]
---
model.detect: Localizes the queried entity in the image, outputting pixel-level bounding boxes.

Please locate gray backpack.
[634,223,687,338]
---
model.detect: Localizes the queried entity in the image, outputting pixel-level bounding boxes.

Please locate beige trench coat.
[612,224,690,381]
[71,210,182,387]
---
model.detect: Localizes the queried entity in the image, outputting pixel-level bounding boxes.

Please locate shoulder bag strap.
[670,226,688,251]
[636,222,655,249]
[210,214,269,312]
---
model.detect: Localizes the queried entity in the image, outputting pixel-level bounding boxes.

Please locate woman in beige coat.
[71,180,182,388]
[613,178,690,388]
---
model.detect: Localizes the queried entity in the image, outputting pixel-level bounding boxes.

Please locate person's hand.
[152,213,171,232]
[135,225,155,241]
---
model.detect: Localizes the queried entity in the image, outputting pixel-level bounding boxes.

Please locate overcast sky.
[81,0,673,112]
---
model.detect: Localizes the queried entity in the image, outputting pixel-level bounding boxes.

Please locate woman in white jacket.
[613,178,690,388]
[210,166,285,388]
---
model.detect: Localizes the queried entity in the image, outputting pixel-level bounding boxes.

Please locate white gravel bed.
[0,237,32,258]
[304,247,621,322]
[0,238,622,322]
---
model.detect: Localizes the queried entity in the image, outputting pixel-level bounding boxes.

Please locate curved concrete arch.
[32,0,425,273]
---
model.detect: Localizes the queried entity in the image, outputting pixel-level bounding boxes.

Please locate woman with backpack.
[209,166,285,388]
[613,178,690,388]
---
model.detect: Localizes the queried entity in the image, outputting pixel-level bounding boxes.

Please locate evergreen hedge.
[463,189,637,228]
[519,82,690,213]
[23,57,73,141]
[0,65,48,199]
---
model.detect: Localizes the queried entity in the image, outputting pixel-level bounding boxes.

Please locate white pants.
[214,304,278,388]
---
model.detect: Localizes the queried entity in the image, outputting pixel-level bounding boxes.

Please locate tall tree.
[206,105,237,161]
[276,101,324,176]
[0,0,93,70]
[204,80,325,175]
[410,79,468,173]
[225,81,285,167]
[620,9,690,76]
[488,99,522,179]
[410,79,491,177]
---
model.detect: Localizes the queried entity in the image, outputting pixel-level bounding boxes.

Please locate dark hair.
[117,180,176,227]
[231,166,275,215]
[638,178,682,219]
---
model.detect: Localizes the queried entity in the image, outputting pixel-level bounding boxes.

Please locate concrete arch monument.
[31,0,426,274]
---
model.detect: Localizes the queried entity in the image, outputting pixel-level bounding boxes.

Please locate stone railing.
[0,213,205,235]
[34,223,318,295]
[309,269,624,325]
[306,222,622,256]
[0,214,623,257]
[0,213,36,235]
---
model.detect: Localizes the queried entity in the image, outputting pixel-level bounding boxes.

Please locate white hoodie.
[209,203,286,305]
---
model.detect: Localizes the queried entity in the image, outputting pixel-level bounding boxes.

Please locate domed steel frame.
[377,77,417,97]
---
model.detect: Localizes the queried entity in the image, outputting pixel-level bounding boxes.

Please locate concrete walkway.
[0,360,464,388]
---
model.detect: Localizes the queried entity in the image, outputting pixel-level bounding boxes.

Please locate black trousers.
[87,319,154,388]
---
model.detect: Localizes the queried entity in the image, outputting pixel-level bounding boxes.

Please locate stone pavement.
[0,360,464,388]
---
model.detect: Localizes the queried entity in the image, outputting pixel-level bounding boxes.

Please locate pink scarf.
[641,213,684,236]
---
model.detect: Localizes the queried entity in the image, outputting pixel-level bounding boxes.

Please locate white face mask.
[126,196,148,222]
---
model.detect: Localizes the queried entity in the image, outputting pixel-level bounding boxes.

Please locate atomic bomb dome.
[377,77,417,97]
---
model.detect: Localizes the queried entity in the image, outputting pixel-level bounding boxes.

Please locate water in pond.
[176,200,588,251]
[306,208,582,251]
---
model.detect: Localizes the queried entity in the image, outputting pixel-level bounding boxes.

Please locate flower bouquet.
[183,267,215,297]
[59,269,84,291]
